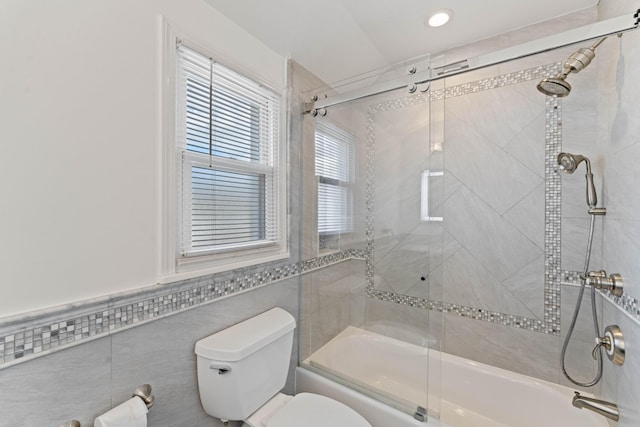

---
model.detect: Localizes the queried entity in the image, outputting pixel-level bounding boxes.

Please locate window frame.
[314,120,355,250]
[160,27,288,281]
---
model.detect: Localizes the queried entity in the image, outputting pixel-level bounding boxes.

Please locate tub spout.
[572,392,619,421]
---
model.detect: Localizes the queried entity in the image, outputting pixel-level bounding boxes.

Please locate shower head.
[558,152,589,174]
[537,37,606,97]
[557,152,598,208]
[537,75,572,97]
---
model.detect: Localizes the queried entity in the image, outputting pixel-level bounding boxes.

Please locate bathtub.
[297,326,608,427]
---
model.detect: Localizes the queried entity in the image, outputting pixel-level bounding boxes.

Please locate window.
[175,44,284,266]
[315,121,355,249]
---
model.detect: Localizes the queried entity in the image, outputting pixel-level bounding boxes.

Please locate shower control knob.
[592,325,625,366]
[608,274,624,295]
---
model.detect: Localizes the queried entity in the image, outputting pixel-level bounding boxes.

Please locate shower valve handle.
[592,335,611,360]
[592,325,625,366]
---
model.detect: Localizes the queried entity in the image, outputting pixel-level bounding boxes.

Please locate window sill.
[159,250,290,284]
[318,247,342,256]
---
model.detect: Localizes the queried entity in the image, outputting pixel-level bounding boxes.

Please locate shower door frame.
[310,10,639,111]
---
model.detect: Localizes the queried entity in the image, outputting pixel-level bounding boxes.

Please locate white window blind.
[176,45,281,258]
[315,121,355,235]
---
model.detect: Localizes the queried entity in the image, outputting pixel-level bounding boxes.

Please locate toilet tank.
[195,307,296,421]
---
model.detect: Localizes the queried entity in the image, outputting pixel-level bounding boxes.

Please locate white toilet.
[195,307,372,427]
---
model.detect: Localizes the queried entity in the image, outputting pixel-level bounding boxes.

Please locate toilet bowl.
[195,308,371,427]
[244,392,371,427]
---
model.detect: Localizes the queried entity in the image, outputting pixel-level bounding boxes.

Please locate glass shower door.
[298,68,442,420]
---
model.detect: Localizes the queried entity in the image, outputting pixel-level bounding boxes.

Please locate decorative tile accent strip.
[561,269,584,284]
[366,287,548,332]
[365,63,563,335]
[543,92,562,333]
[434,65,563,101]
[608,292,640,322]
[0,250,359,368]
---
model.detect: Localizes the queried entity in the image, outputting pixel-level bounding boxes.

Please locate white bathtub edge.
[296,366,443,427]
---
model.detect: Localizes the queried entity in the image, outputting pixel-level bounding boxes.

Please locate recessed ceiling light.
[427,9,453,27]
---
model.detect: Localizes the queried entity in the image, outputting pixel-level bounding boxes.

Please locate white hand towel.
[94,397,148,427]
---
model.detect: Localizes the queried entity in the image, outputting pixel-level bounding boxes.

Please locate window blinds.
[315,121,355,235]
[176,45,281,257]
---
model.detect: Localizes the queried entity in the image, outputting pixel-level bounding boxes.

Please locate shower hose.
[561,213,603,387]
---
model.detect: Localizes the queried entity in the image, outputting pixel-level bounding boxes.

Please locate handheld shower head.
[557,152,598,208]
[537,37,606,97]
[558,152,588,174]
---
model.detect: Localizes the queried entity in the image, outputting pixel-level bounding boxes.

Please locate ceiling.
[203,0,598,85]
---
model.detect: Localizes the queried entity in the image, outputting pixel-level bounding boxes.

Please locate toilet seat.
[267,393,371,427]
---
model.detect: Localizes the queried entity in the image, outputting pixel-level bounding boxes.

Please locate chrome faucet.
[572,392,619,421]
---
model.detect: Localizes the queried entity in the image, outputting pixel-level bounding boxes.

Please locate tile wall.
[0,251,365,427]
[0,276,299,427]
[598,1,640,426]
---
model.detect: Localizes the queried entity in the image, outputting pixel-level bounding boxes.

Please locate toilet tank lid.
[195,308,296,362]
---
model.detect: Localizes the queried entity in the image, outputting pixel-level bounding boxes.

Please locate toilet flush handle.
[209,363,232,375]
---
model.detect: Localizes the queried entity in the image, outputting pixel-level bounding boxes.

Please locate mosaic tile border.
[561,269,584,284]
[608,292,640,323]
[544,92,562,332]
[0,249,364,368]
[365,63,563,335]
[366,287,547,332]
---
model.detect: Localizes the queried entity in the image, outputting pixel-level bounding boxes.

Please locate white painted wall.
[0,0,284,317]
